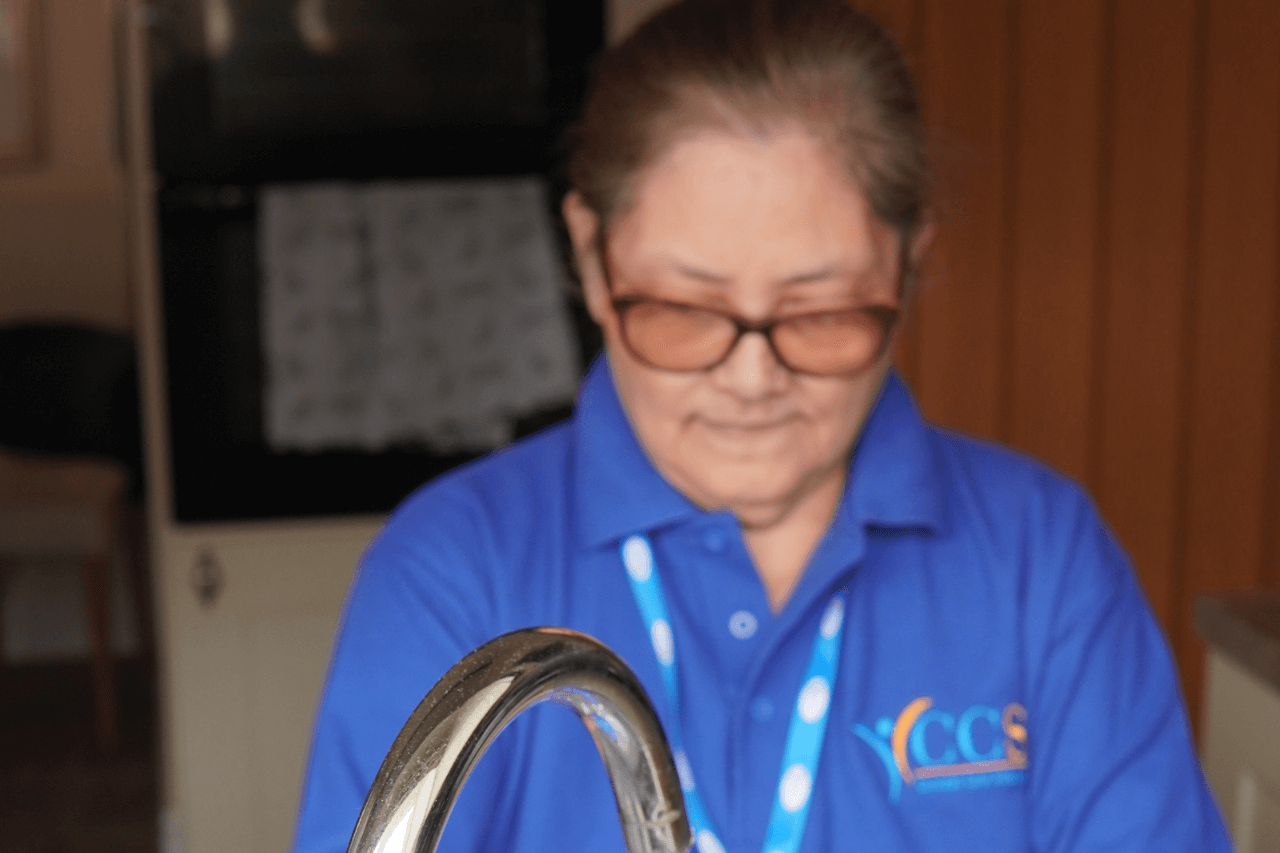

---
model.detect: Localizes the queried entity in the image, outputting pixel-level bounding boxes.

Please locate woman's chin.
[661,444,850,530]
[727,499,798,531]
[670,466,805,526]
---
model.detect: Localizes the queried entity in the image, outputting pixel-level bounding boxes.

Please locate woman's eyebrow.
[778,265,846,285]
[671,262,730,283]
[668,261,850,285]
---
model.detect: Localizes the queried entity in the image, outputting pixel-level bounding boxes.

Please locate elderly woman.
[291,1,1230,851]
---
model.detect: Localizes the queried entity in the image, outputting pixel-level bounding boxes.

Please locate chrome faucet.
[346,627,694,853]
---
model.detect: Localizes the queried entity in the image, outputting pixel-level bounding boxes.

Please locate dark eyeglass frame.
[608,294,901,377]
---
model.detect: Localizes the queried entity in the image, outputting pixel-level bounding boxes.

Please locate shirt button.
[728,610,758,639]
[702,529,727,553]
[751,697,774,722]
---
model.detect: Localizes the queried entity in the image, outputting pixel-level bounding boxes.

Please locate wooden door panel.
[1178,0,1280,719]
[1005,0,1107,484]
[1093,0,1198,631]
[909,0,1014,440]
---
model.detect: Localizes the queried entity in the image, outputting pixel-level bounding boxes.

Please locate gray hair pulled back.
[565,0,930,286]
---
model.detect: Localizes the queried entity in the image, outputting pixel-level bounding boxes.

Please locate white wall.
[0,0,131,330]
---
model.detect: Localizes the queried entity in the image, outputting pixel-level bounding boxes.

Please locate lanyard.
[620,534,848,853]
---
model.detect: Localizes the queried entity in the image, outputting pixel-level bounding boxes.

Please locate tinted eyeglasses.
[610,295,900,377]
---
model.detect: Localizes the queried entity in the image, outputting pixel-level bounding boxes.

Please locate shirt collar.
[571,357,946,551]
[843,370,948,534]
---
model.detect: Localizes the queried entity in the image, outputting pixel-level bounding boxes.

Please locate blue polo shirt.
[292,358,1229,853]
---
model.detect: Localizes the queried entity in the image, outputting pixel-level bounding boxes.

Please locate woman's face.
[566,126,912,530]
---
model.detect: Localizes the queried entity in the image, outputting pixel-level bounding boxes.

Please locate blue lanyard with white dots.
[620,534,848,853]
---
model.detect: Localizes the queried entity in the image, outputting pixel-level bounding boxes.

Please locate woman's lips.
[696,415,801,434]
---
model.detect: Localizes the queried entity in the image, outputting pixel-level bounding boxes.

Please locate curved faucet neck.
[346,627,693,853]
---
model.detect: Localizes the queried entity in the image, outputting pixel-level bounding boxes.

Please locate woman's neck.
[738,466,846,613]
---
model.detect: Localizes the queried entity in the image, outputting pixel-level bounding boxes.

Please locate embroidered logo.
[852,697,1028,802]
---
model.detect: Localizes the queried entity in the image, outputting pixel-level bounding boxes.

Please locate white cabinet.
[154,519,382,853]
[1202,650,1280,852]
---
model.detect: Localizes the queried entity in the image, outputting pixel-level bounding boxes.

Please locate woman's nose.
[711,329,790,399]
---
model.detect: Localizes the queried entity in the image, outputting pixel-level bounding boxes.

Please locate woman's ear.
[909,211,938,269]
[896,211,937,301]
[562,191,612,327]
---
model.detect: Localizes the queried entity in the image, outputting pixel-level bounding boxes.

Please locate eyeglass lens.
[617,300,892,376]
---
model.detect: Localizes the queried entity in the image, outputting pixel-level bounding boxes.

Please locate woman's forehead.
[606,126,899,289]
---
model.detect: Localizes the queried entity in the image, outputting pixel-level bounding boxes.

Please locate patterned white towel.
[260,176,579,452]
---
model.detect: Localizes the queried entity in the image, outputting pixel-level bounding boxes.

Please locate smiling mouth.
[699,416,798,433]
